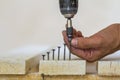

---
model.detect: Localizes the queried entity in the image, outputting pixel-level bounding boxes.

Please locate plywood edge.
[26,54,41,74]
[0,53,41,75]
[39,60,86,75]
[98,61,120,76]
[0,59,25,75]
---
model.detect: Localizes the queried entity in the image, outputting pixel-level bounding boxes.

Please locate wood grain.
[0,73,120,80]
[98,61,120,76]
[0,54,40,75]
[39,60,86,75]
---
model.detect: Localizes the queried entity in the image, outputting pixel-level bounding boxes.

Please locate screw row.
[42,43,71,60]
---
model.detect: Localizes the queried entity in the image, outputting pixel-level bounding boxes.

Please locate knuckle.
[86,58,96,62]
[86,56,96,62]
[62,30,66,33]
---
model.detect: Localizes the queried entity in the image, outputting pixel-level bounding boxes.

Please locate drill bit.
[66,19,73,60]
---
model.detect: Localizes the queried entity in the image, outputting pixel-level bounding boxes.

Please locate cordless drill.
[59,0,78,54]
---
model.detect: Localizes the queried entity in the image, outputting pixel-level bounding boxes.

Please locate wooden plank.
[0,73,120,80]
[41,75,120,80]
[39,60,86,75]
[0,53,40,75]
[98,61,120,76]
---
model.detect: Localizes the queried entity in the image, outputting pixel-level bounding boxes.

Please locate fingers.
[62,30,70,47]
[70,46,86,59]
[71,46,101,62]
[77,31,83,37]
[71,35,103,49]
[62,30,103,62]
[72,29,78,38]
[63,29,83,38]
[62,30,83,48]
[62,30,88,60]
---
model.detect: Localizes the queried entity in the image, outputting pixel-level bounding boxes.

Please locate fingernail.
[71,39,78,47]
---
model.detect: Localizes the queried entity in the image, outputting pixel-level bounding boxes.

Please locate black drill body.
[59,0,78,19]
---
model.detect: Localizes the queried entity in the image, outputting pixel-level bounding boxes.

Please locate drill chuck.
[59,0,78,19]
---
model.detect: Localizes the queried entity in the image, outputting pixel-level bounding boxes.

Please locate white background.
[0,0,120,53]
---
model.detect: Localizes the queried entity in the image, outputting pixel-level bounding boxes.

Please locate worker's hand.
[62,24,120,62]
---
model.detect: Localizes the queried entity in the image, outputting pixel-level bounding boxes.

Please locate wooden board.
[0,53,40,75]
[98,61,120,76]
[39,60,86,75]
[0,73,120,80]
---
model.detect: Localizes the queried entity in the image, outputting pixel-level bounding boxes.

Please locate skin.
[62,23,120,62]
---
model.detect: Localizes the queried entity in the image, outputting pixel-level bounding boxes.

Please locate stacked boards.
[39,60,120,76]
[0,45,120,80]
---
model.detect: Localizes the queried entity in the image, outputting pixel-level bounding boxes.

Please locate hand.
[62,24,120,62]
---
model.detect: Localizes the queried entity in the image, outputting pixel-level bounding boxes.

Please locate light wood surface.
[0,53,40,75]
[0,73,120,80]
[39,60,86,75]
[98,61,120,76]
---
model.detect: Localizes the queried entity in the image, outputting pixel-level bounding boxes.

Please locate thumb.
[71,36,102,49]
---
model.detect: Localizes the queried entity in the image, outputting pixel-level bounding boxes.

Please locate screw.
[52,49,55,60]
[64,43,66,60]
[58,46,61,60]
[69,50,71,60]
[41,73,45,80]
[42,55,45,60]
[69,44,71,60]
[47,52,50,60]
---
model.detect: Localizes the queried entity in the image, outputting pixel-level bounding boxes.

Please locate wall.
[0,0,120,53]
